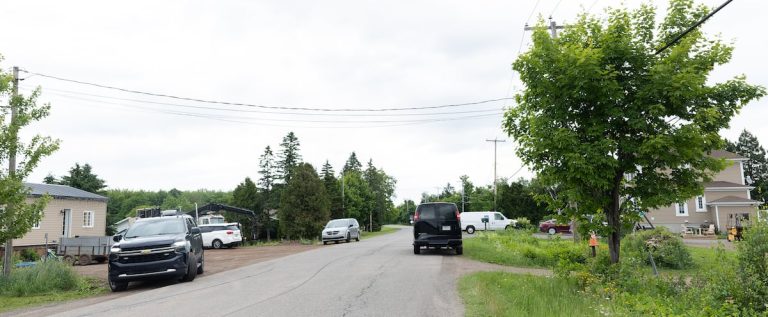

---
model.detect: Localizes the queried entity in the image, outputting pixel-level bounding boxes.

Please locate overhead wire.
[20,69,514,112]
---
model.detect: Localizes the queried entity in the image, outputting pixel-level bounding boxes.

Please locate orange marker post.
[589,232,599,257]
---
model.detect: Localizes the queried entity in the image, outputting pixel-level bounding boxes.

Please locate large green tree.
[364,160,396,231]
[0,62,60,275]
[504,0,765,263]
[258,146,277,240]
[279,163,329,239]
[727,130,768,203]
[54,163,107,193]
[231,177,260,240]
[321,160,343,219]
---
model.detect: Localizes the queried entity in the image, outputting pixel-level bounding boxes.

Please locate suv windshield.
[417,204,457,220]
[326,220,348,228]
[125,219,186,238]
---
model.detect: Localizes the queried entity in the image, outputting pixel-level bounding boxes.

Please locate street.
[49,226,465,317]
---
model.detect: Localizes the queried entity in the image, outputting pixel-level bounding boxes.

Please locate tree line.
[43,132,397,240]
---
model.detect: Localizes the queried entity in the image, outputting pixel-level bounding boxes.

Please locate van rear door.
[414,203,461,240]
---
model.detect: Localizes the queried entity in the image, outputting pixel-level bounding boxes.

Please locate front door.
[62,209,72,238]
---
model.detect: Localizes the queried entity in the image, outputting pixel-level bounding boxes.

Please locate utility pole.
[3,66,19,277]
[486,138,506,211]
[341,172,345,217]
[524,16,565,39]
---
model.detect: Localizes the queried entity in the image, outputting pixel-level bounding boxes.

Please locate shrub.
[19,249,38,262]
[621,227,693,269]
[0,261,80,296]
[736,221,768,311]
[514,217,532,230]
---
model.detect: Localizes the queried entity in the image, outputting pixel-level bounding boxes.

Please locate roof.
[707,195,763,205]
[709,150,747,160]
[704,181,751,188]
[24,183,108,202]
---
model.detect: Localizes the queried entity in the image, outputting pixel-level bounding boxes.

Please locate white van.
[459,211,517,234]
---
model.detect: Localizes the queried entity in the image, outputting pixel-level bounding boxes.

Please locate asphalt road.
[49,226,465,317]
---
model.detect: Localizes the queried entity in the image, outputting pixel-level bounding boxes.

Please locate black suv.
[412,202,463,255]
[108,215,204,292]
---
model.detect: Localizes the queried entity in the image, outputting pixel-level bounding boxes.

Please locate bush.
[621,227,693,269]
[0,261,80,296]
[736,221,768,311]
[514,217,532,230]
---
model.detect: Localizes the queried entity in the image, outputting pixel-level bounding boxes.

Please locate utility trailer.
[57,236,113,266]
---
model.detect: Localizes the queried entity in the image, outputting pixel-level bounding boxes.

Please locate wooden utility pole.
[486,138,506,211]
[2,66,19,277]
[524,17,565,39]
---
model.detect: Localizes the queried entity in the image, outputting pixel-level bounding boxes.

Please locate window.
[696,195,706,212]
[675,202,688,217]
[83,211,94,228]
[494,213,504,220]
[33,219,41,229]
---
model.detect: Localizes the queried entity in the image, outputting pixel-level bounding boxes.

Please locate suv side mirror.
[112,235,122,242]
[349,224,354,228]
[191,227,201,234]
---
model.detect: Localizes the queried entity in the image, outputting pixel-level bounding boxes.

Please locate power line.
[549,0,565,17]
[586,0,600,14]
[21,69,514,112]
[23,85,504,118]
[655,0,734,55]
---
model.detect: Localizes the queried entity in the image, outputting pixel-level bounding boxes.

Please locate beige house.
[11,183,108,247]
[648,150,762,233]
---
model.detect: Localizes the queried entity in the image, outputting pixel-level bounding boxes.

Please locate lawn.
[0,281,106,313]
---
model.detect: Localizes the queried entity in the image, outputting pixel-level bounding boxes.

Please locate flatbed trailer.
[57,236,113,266]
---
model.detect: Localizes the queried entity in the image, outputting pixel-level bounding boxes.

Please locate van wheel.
[323,241,328,245]
[212,239,223,249]
[456,246,463,255]
[346,233,351,243]
[466,226,475,234]
[548,228,556,235]
[413,245,421,255]
[355,233,360,242]
[108,277,128,292]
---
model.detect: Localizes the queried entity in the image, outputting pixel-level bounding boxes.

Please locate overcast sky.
[1,0,765,203]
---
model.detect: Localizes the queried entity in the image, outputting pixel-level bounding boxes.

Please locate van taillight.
[456,210,461,221]
[414,212,420,221]
[226,231,233,235]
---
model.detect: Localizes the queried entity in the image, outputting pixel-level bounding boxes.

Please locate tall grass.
[0,261,80,296]
[464,230,588,268]
[460,272,602,317]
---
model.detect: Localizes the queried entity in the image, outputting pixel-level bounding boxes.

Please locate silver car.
[322,218,361,244]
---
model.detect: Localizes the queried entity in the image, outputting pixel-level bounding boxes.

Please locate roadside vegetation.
[461,223,765,315]
[0,261,106,313]
[361,225,399,239]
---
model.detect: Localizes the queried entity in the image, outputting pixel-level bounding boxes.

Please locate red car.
[539,219,571,234]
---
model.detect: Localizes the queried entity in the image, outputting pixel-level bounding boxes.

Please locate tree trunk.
[606,171,624,264]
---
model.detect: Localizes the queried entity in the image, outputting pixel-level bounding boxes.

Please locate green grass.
[463,230,587,268]
[658,244,736,276]
[361,225,399,239]
[0,279,106,313]
[460,272,604,317]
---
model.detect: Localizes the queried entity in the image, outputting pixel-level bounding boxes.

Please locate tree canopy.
[279,163,329,240]
[503,0,765,263]
[46,163,107,193]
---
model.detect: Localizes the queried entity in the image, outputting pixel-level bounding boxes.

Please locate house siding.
[12,197,107,246]
[716,160,744,184]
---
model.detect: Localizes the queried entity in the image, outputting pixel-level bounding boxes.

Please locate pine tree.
[60,163,107,193]
[277,132,302,183]
[321,161,343,219]
[279,163,330,239]
[732,130,768,202]
[343,152,362,174]
[258,146,277,241]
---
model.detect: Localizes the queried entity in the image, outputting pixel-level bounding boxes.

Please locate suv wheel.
[212,239,223,249]
[108,277,128,292]
[548,227,556,235]
[466,226,475,234]
[196,252,204,275]
[180,257,198,282]
[456,246,463,255]
[413,245,421,255]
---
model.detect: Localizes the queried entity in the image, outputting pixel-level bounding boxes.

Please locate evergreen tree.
[258,146,277,240]
[59,163,107,193]
[279,163,330,240]
[363,160,396,231]
[232,177,260,240]
[277,132,302,182]
[321,160,343,219]
[343,152,362,174]
[43,174,57,184]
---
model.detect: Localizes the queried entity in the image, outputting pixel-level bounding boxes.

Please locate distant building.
[11,183,108,247]
[647,150,762,232]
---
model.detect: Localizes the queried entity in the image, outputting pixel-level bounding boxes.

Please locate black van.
[412,202,462,255]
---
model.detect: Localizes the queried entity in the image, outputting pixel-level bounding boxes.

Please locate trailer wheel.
[63,255,75,266]
[78,254,91,266]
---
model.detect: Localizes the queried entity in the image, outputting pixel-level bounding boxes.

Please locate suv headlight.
[110,245,121,253]
[173,240,190,252]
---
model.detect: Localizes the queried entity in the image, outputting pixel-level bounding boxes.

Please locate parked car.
[108,214,204,292]
[413,202,462,255]
[459,211,517,234]
[199,223,242,249]
[539,219,571,234]
[322,218,361,244]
